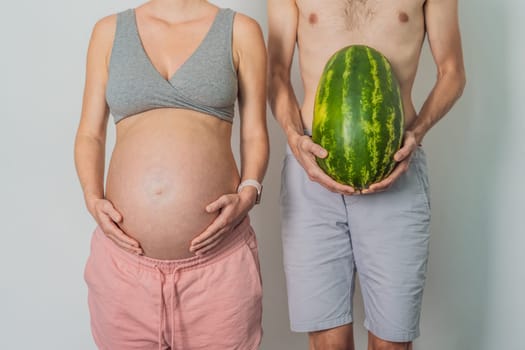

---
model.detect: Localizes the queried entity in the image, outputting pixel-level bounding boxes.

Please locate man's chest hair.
[342,0,377,30]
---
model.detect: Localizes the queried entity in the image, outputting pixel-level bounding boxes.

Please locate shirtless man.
[268,0,465,349]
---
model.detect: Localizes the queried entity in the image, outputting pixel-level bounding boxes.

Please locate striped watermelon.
[312,45,404,190]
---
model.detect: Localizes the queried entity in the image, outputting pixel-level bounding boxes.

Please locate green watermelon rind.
[312,45,404,190]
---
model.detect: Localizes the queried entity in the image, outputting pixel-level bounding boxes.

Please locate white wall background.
[1,0,523,349]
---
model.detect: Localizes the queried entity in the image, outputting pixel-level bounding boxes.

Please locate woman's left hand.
[190,188,257,255]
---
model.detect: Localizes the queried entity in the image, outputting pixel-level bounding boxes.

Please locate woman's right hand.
[89,198,143,255]
[289,132,357,195]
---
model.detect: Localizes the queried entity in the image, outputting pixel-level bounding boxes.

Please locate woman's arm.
[236,13,270,203]
[74,15,142,254]
[190,13,269,255]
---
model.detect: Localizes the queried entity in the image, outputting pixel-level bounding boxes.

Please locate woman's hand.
[190,189,257,256]
[89,198,143,255]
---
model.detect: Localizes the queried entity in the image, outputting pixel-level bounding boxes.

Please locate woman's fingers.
[106,235,143,255]
[193,234,225,255]
[190,215,229,249]
[102,201,122,223]
[206,194,232,213]
[192,227,229,255]
[92,199,142,254]
[98,212,142,254]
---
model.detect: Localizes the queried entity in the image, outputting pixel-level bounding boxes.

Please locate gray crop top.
[106,8,238,124]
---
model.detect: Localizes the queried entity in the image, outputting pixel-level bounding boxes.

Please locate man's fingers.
[395,136,417,162]
[296,142,356,195]
[366,160,409,193]
[298,136,328,159]
[318,174,356,194]
[307,142,328,158]
[304,162,356,194]
[394,146,411,162]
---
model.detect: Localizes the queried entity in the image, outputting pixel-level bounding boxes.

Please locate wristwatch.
[237,179,263,204]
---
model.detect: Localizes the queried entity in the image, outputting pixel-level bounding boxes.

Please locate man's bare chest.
[296,0,425,31]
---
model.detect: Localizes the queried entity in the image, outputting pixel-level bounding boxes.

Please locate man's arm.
[267,0,355,194]
[411,0,466,143]
[267,0,302,141]
[367,0,466,193]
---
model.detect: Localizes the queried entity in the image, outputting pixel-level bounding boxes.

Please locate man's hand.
[190,189,256,256]
[363,130,419,194]
[289,132,356,195]
[89,198,143,255]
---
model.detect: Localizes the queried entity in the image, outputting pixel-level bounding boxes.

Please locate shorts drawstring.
[155,265,181,350]
[155,265,165,350]
[171,269,181,349]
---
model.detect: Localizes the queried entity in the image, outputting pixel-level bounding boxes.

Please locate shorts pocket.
[413,148,431,211]
[83,228,99,287]
[245,230,263,290]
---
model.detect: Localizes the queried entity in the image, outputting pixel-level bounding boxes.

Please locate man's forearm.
[268,73,304,139]
[410,68,466,144]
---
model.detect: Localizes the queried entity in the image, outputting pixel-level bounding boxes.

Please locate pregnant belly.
[106,112,239,259]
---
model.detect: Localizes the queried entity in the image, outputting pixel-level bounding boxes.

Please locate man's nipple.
[309,13,318,25]
[399,11,409,23]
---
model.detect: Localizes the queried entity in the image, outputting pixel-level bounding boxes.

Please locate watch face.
[255,185,263,204]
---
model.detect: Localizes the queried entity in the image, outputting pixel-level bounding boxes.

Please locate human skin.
[75,0,268,259]
[268,0,465,348]
[268,0,465,196]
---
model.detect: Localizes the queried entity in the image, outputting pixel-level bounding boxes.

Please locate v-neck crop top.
[106,8,238,124]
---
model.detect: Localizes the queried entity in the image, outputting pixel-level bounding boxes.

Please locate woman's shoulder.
[89,11,133,54]
[232,11,263,35]
[231,11,266,68]
[86,13,121,65]
[90,13,118,42]
[231,11,264,51]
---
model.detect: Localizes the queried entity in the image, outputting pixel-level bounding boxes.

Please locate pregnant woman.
[74,0,268,349]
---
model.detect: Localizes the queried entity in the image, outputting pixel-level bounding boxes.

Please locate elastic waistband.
[94,216,252,273]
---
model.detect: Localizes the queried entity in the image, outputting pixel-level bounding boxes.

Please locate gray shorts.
[280,144,431,342]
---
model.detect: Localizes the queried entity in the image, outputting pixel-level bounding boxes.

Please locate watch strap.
[237,179,262,204]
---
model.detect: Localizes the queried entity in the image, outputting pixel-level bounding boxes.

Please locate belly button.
[145,183,166,197]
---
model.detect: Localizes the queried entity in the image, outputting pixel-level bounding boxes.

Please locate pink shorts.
[84,217,262,350]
